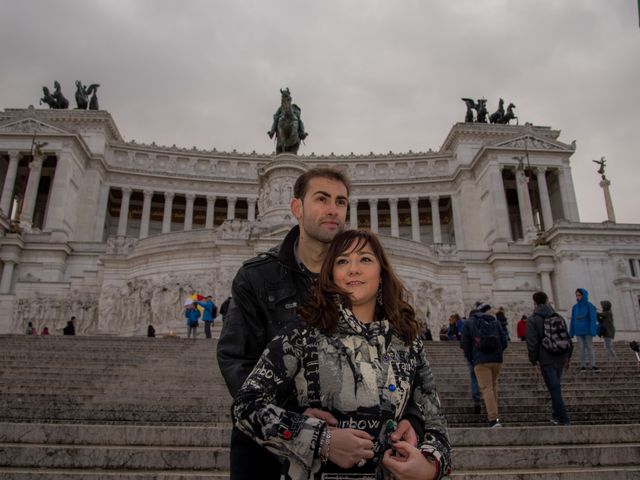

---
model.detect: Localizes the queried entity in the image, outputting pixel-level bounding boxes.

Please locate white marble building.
[1,106,639,338]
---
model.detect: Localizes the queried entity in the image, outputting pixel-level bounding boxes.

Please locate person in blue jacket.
[195,295,217,339]
[569,288,599,372]
[185,302,201,339]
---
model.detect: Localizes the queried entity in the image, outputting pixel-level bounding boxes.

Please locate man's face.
[291,177,349,244]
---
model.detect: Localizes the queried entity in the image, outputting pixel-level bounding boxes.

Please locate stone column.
[0,151,20,217]
[162,192,174,233]
[430,195,442,244]
[43,151,74,235]
[558,166,580,222]
[451,193,465,249]
[184,193,195,231]
[600,177,616,223]
[515,169,536,241]
[535,167,554,231]
[491,165,512,242]
[539,271,553,303]
[349,198,358,229]
[0,260,15,294]
[205,195,216,228]
[94,184,110,241]
[117,187,132,236]
[247,197,257,221]
[369,199,378,233]
[19,154,44,229]
[227,196,237,220]
[410,196,420,242]
[389,198,399,237]
[139,189,153,239]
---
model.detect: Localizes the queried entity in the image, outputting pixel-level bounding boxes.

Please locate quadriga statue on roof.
[75,81,100,110]
[268,87,308,155]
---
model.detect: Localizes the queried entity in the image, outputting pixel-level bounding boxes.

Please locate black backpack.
[542,313,571,354]
[473,317,501,353]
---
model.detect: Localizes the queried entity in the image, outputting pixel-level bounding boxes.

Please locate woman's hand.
[303,408,338,426]
[382,440,438,480]
[389,419,417,446]
[328,428,374,468]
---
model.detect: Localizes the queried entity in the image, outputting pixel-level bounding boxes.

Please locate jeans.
[187,325,198,338]
[604,337,617,358]
[468,361,481,404]
[576,335,596,368]
[541,364,570,425]
[474,363,502,421]
[203,321,212,339]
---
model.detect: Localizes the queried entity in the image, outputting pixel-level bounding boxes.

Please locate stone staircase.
[0,335,639,478]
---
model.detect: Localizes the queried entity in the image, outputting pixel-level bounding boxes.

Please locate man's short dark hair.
[533,291,548,306]
[293,167,351,200]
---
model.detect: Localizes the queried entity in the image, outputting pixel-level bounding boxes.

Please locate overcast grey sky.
[1,0,639,223]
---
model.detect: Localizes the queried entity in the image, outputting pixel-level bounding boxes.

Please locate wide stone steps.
[2,336,640,479]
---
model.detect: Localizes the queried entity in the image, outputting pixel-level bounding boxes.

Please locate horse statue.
[75,81,100,110]
[268,88,308,155]
[489,98,504,124]
[503,102,517,125]
[39,81,69,109]
[40,87,57,109]
[476,99,488,123]
[52,81,69,109]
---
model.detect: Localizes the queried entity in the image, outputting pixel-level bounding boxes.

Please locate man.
[526,291,572,426]
[217,168,419,480]
[194,295,216,339]
[461,302,508,428]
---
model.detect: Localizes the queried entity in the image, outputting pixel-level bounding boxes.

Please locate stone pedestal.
[600,178,616,223]
[254,153,307,232]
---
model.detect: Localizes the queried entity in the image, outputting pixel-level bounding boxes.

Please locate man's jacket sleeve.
[216,267,265,397]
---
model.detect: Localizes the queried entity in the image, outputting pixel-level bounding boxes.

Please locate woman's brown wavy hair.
[298,229,421,344]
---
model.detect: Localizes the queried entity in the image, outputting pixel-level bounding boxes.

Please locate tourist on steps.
[526,291,572,426]
[597,300,617,359]
[570,288,599,372]
[461,302,508,428]
[184,302,200,339]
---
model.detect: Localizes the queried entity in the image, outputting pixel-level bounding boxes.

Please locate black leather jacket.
[217,226,313,397]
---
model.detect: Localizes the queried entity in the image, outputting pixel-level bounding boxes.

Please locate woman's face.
[575,290,583,301]
[333,241,382,309]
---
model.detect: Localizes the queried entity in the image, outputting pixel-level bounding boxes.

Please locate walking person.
[232,229,451,479]
[184,302,200,339]
[461,302,508,427]
[496,307,510,341]
[597,300,617,359]
[570,288,599,372]
[526,291,572,426]
[517,315,528,341]
[194,295,217,339]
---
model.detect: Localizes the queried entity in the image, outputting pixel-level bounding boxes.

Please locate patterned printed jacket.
[233,306,451,480]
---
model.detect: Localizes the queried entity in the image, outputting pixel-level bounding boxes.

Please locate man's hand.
[389,419,417,447]
[329,428,374,468]
[383,440,438,480]
[304,408,338,426]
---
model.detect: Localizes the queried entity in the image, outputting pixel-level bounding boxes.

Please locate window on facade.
[630,259,638,277]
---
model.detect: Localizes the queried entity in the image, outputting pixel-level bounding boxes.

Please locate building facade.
[1,107,639,338]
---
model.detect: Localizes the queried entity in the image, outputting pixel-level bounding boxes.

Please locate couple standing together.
[217,168,451,480]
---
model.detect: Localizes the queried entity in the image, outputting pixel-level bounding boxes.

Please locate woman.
[570,288,599,371]
[495,307,510,341]
[233,230,451,479]
[597,300,616,358]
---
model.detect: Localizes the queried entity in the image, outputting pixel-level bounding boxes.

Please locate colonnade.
[349,195,447,243]
[102,187,258,241]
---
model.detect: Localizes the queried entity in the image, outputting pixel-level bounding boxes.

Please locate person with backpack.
[184,302,201,339]
[526,291,572,426]
[570,288,599,372]
[461,302,508,428]
[194,295,217,339]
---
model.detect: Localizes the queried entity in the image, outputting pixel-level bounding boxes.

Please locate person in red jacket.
[517,315,528,341]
